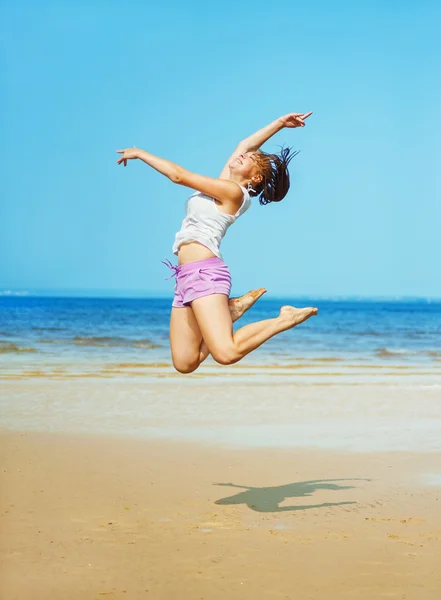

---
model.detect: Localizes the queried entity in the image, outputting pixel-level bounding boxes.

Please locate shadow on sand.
[214,478,368,512]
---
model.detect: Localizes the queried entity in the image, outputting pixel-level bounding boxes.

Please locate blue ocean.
[1,297,440,377]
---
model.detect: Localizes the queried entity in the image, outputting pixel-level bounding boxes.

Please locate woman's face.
[229,152,261,181]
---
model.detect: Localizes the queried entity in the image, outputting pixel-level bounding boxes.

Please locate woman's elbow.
[169,167,186,184]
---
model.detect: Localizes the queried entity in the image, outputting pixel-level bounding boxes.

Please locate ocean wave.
[0,341,38,354]
[375,348,414,358]
[310,357,344,362]
[375,347,441,359]
[31,326,68,331]
[38,335,161,349]
[357,331,383,337]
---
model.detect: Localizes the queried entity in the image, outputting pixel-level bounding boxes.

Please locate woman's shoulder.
[233,185,251,218]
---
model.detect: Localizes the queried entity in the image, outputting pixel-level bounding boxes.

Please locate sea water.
[1,296,440,373]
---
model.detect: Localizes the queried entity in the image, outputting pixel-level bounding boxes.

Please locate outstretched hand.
[116,146,139,167]
[279,112,313,128]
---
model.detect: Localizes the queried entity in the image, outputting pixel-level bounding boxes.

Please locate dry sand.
[1,430,441,600]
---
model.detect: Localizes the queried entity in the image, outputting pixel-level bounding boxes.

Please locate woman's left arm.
[242,112,312,151]
[116,146,243,206]
[218,112,312,179]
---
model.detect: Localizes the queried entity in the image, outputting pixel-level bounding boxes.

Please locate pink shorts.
[163,257,232,308]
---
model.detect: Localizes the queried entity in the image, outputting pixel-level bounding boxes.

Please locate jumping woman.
[117,112,318,373]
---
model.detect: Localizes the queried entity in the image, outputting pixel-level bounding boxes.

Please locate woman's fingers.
[290,112,312,127]
[116,147,136,165]
[116,148,127,165]
[288,112,312,123]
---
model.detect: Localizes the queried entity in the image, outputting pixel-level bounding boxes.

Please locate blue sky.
[1,0,440,298]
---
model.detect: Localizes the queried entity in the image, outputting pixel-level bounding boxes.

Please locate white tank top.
[172,185,251,259]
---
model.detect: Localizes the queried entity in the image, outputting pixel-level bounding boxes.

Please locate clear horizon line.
[1,290,440,302]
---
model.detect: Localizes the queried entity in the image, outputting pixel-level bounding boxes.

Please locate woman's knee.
[172,356,200,374]
[210,345,240,366]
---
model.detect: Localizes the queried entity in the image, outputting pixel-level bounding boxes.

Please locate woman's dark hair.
[251,147,299,205]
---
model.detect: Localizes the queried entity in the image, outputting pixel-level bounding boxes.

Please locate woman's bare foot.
[278,305,318,329]
[228,288,267,322]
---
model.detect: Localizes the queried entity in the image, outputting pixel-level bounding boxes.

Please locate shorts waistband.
[177,257,226,273]
[162,257,226,279]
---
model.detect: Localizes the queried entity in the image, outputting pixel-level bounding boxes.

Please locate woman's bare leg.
[191,294,318,365]
[196,287,267,361]
[170,306,204,374]
[170,288,267,373]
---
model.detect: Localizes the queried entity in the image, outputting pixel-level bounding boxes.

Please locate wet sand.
[1,430,441,599]
[1,379,441,453]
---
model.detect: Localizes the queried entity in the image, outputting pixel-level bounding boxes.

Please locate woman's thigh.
[190,294,235,364]
[170,306,203,373]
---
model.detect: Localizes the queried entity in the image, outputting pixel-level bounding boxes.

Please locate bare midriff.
[177,241,217,265]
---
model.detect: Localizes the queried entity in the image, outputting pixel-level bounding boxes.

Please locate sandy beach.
[1,376,441,599]
[2,0,441,593]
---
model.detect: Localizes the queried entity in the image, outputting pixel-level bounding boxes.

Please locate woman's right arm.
[219,112,312,179]
[116,146,244,207]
